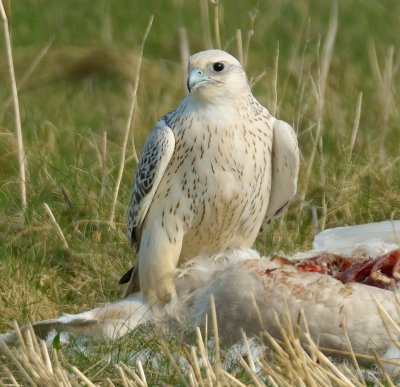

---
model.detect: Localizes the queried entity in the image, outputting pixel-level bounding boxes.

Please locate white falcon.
[120,49,300,306]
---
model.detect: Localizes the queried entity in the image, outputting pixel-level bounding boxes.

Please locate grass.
[1,0,400,384]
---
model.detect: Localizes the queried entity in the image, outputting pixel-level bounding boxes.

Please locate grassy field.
[1,0,400,384]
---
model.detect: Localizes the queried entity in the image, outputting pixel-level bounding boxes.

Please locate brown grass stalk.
[272,42,279,116]
[220,369,247,387]
[161,341,190,387]
[71,366,97,387]
[210,295,220,366]
[188,345,204,387]
[195,326,214,385]
[43,202,69,250]
[243,9,257,69]
[339,311,366,385]
[1,41,53,120]
[211,0,221,49]
[374,353,397,387]
[136,360,148,387]
[200,0,212,49]
[179,27,190,91]
[236,29,243,66]
[239,356,264,387]
[99,131,108,201]
[109,15,153,226]
[0,0,27,210]
[241,329,256,373]
[2,39,53,115]
[118,363,144,387]
[348,92,363,163]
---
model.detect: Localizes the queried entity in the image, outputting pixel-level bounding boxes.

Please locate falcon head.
[187,50,249,101]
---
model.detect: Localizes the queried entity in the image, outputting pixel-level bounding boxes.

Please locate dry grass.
[1,0,400,384]
[2,311,395,387]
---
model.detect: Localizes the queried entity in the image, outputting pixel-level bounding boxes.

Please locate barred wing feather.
[127,122,175,246]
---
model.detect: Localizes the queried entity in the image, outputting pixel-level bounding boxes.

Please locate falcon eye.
[212,62,225,72]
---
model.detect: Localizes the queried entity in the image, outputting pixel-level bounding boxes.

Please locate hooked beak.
[187,68,213,92]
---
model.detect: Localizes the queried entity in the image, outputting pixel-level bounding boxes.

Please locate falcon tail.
[118,266,134,284]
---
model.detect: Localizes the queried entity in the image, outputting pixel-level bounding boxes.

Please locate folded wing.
[266,119,300,221]
[127,121,175,246]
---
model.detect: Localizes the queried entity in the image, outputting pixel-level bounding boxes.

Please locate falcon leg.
[138,227,183,307]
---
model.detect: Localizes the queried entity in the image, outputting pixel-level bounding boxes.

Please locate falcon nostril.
[197,70,202,76]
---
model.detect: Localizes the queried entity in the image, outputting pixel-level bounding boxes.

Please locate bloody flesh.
[272,250,400,290]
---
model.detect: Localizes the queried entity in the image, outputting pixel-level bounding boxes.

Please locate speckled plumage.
[123,50,299,306]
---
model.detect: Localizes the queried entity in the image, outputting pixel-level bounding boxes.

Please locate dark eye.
[212,62,224,72]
